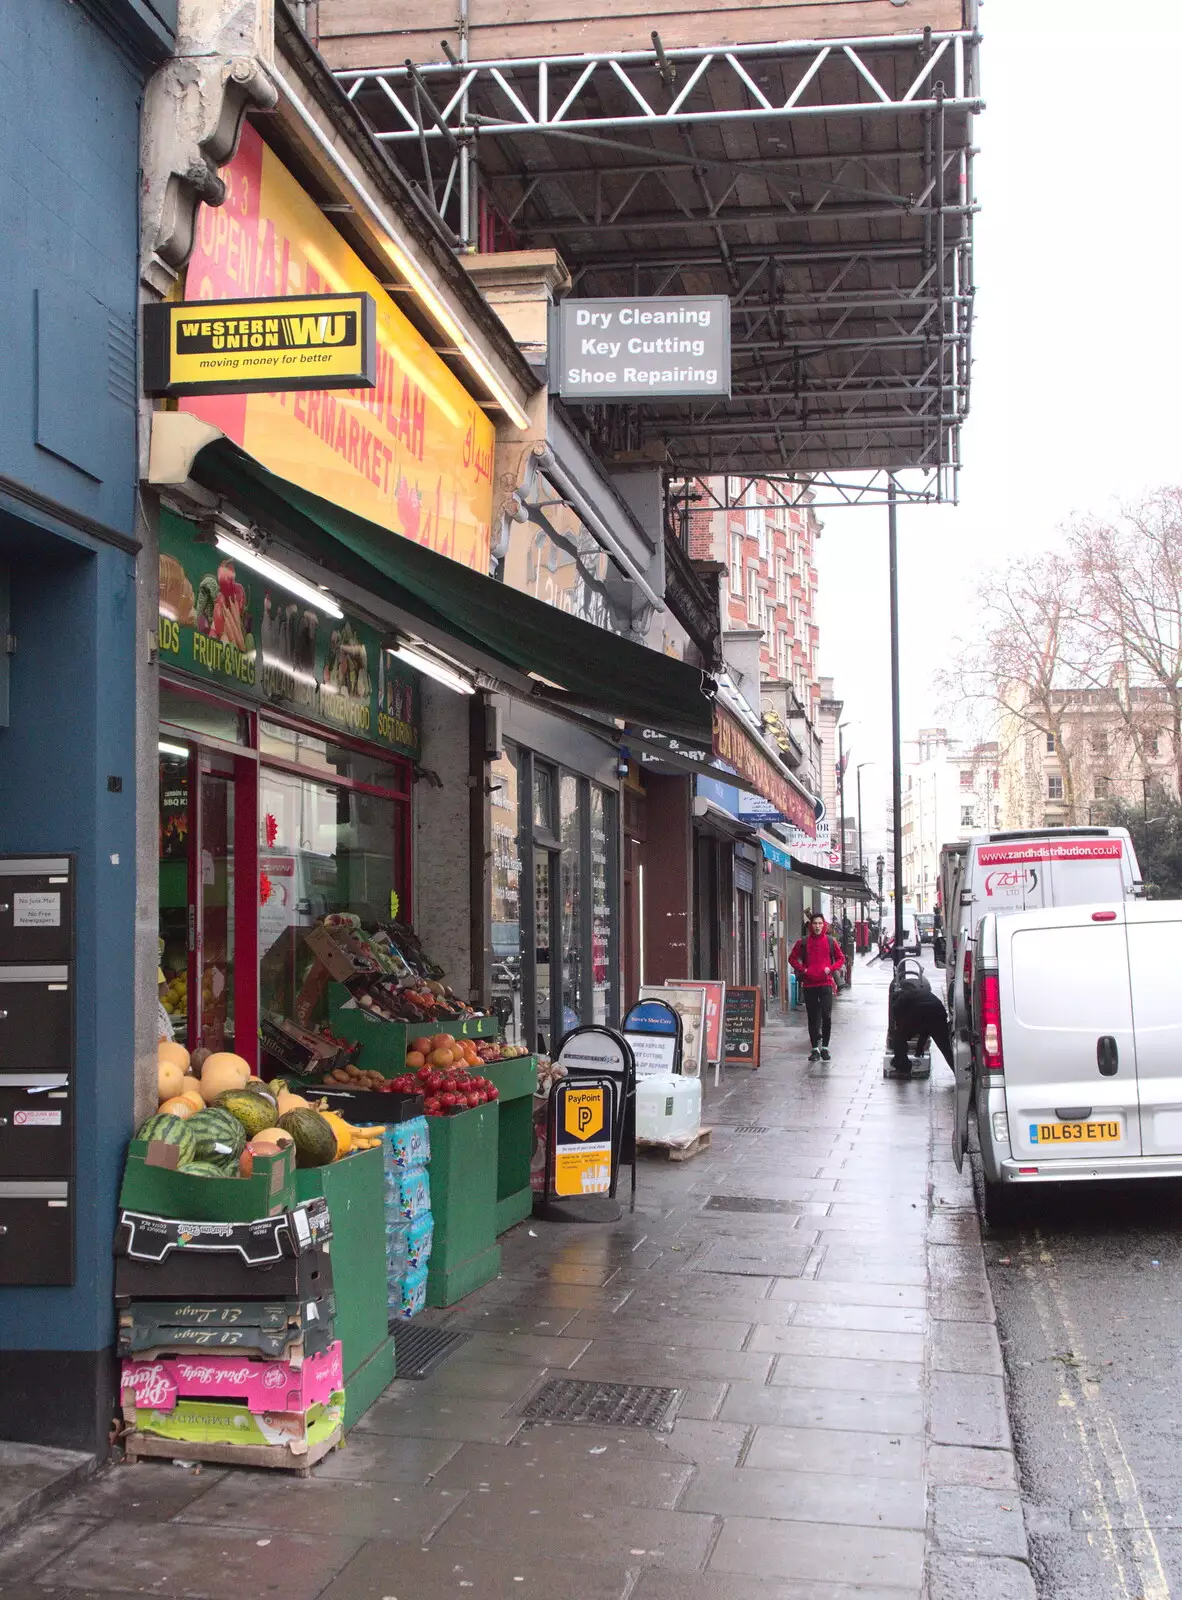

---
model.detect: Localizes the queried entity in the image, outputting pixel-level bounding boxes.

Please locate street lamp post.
[888,482,905,959]
[856,761,874,919]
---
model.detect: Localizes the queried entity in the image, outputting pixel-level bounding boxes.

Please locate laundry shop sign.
[553,296,731,399]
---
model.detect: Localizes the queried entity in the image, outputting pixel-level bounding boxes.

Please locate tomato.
[487,1085,499,1100]
[440,1092,457,1109]
[466,1093,480,1108]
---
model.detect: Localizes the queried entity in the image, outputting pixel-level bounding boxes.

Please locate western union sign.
[144,293,377,397]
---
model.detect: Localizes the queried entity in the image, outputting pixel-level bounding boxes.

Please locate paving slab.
[926,1553,1037,1600]
[430,1497,718,1571]
[679,1463,925,1530]
[316,1540,635,1600]
[719,1380,924,1435]
[176,1471,466,1542]
[749,1324,925,1362]
[0,1441,94,1537]
[709,1514,925,1589]
[929,1484,1029,1559]
[430,1439,693,1507]
[630,1571,908,1600]
[34,1519,362,1600]
[766,1353,923,1396]
[743,1423,924,1481]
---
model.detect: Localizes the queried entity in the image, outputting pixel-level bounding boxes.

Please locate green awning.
[190,440,715,744]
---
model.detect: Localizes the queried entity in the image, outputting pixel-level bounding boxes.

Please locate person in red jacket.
[789,912,846,1061]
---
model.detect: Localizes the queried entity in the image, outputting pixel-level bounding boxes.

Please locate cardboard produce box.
[120,1142,296,1222]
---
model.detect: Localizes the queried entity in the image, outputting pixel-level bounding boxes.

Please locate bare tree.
[1067,488,1182,799]
[940,551,1096,823]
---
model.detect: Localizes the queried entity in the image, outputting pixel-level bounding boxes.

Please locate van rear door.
[998,906,1140,1161]
[1125,905,1182,1155]
[1045,836,1129,904]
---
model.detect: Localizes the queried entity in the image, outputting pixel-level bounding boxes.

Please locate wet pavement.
[0,957,1028,1599]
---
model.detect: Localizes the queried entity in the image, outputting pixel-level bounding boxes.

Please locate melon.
[248,1129,294,1156]
[134,1112,197,1168]
[158,1039,190,1071]
[275,1090,310,1115]
[186,1107,247,1167]
[215,1090,279,1140]
[157,1060,186,1102]
[158,1095,197,1119]
[181,1160,236,1179]
[277,1108,338,1168]
[198,1053,252,1103]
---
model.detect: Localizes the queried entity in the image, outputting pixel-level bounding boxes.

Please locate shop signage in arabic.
[712,705,815,837]
[144,293,377,397]
[554,296,731,399]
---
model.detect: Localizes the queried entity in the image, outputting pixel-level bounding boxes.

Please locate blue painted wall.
[0,0,169,1446]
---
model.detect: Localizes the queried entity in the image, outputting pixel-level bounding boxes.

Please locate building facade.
[900,728,999,915]
[998,688,1178,830]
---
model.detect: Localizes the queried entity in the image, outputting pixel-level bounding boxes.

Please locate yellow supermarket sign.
[144,294,376,397]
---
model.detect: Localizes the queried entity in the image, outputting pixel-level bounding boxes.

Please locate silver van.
[955,901,1182,1225]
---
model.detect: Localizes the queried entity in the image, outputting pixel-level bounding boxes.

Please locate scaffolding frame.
[336,26,981,497]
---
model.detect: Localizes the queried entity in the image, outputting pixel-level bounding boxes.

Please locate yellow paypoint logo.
[564,1088,604,1142]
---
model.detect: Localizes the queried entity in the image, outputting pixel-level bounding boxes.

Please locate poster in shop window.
[157,509,420,759]
[179,121,495,574]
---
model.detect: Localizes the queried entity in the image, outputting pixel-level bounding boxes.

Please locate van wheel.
[983,1180,1020,1230]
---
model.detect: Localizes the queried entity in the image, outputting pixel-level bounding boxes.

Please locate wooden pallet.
[124,1422,342,1477]
[637,1126,713,1162]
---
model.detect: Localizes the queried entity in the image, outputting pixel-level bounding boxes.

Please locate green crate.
[483,1058,536,1236]
[120,1143,296,1221]
[295,1148,388,1416]
[326,989,502,1077]
[340,1334,395,1429]
[425,1103,501,1307]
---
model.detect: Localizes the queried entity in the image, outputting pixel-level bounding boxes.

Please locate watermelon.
[186,1107,247,1167]
[180,1161,237,1179]
[278,1108,338,1169]
[134,1113,198,1168]
[215,1090,279,1139]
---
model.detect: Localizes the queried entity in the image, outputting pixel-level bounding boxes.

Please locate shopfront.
[489,706,620,1054]
[156,511,420,1062]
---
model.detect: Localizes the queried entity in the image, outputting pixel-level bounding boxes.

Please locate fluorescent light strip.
[389,643,474,696]
[268,63,532,432]
[158,741,190,758]
[214,532,344,618]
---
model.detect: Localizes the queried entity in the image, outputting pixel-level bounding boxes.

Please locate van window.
[1010,924,1128,1030]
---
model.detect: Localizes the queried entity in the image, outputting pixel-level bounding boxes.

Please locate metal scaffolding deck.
[335,24,982,503]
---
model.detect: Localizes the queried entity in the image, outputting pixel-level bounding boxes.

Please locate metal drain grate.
[734,1124,769,1134]
[392,1323,470,1379]
[520,1378,680,1430]
[705,1195,800,1215]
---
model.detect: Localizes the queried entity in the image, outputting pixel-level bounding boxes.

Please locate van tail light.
[981,972,1003,1074]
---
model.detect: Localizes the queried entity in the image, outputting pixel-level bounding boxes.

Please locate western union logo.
[144,293,376,399]
[175,312,358,354]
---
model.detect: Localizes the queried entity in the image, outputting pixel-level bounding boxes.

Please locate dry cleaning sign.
[144,293,376,397]
[553,295,731,399]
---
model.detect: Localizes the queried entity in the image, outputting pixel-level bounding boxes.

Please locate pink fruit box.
[121,1339,342,1415]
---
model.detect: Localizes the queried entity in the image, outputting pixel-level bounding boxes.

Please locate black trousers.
[803,985,833,1047]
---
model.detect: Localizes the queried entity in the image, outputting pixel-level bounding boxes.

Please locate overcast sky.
[815,0,1182,858]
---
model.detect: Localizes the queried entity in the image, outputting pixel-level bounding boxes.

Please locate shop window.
[560,775,583,1034]
[258,765,407,1027]
[533,762,556,834]
[490,746,523,1042]
[161,680,250,745]
[259,719,409,792]
[590,787,616,1025]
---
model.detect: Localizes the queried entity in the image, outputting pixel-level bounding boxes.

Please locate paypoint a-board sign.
[144,293,377,397]
[553,1083,614,1197]
[554,296,731,400]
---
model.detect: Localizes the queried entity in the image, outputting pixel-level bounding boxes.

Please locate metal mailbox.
[0,1180,73,1286]
[0,967,73,1075]
[0,1076,72,1177]
[0,857,74,963]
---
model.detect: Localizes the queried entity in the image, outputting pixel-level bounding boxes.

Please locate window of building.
[1048,775,1064,800]
[959,769,973,790]
[730,535,744,597]
[1046,732,1056,753]
[1094,775,1110,800]
[746,565,758,625]
[776,556,789,605]
[1148,732,1160,756]
[961,806,975,827]
[992,769,1000,790]
[1092,730,1108,755]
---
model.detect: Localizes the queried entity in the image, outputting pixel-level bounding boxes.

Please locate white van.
[955,900,1182,1225]
[942,828,1141,1051]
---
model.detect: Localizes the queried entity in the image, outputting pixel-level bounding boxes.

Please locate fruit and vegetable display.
[534,1057,569,1097]
[309,915,488,1025]
[377,1032,502,1118]
[141,1040,384,1172]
